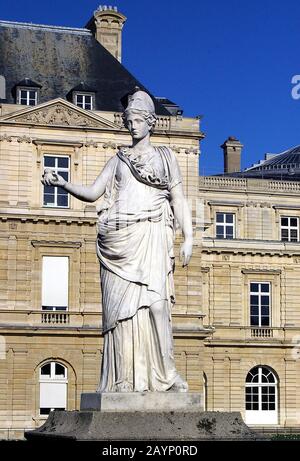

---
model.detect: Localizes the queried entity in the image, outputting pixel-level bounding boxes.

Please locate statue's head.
[122,89,157,139]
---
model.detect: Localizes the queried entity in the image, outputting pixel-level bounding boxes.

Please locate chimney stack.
[86,5,127,62]
[221,136,243,173]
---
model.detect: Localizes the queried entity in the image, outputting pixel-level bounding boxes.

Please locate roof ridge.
[0,19,91,35]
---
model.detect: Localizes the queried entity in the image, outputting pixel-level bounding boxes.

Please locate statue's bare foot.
[168,375,188,392]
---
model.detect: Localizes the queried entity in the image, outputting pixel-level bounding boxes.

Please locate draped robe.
[96,146,184,392]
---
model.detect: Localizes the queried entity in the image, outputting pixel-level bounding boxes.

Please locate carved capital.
[84,139,98,148]
[16,135,31,143]
[103,141,117,149]
[0,133,12,142]
[185,147,199,155]
[170,145,181,154]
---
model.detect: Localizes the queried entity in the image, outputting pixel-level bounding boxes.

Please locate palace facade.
[0,6,299,439]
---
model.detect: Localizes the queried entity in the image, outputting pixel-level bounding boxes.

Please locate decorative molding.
[84,140,98,148]
[185,147,199,155]
[33,139,83,148]
[0,98,119,130]
[273,205,300,210]
[103,141,117,149]
[0,215,96,225]
[31,240,82,249]
[202,245,300,257]
[241,268,281,274]
[170,145,182,154]
[0,133,12,142]
[11,103,103,128]
[16,135,31,143]
[201,267,210,273]
[208,201,244,207]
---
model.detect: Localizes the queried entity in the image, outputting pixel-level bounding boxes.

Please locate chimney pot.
[86,7,127,62]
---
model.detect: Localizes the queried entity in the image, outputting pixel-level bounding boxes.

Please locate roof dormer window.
[75,93,93,110]
[19,88,38,106]
[15,78,42,106]
[69,82,96,111]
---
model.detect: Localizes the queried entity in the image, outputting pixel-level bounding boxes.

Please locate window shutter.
[42,256,69,309]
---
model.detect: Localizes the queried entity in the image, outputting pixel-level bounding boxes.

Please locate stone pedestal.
[80,392,203,412]
[25,392,262,441]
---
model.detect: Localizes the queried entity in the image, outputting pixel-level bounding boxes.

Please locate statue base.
[25,393,262,441]
[80,391,203,411]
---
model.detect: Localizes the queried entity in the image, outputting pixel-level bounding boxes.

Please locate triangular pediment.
[0,98,120,130]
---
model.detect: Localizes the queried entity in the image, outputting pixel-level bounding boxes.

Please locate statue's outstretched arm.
[41,157,115,203]
[170,183,193,267]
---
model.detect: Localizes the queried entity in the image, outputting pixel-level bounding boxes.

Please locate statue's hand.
[180,238,193,267]
[41,168,66,188]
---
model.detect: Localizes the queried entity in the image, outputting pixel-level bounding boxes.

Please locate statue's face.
[125,111,150,140]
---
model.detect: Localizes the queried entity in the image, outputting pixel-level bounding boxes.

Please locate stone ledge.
[80,392,203,412]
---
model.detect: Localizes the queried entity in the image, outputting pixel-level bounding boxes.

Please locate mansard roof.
[0,20,170,115]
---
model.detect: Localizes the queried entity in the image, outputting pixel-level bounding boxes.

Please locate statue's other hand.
[180,239,193,267]
[41,168,66,187]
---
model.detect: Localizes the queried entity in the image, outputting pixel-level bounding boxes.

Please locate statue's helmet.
[125,89,155,115]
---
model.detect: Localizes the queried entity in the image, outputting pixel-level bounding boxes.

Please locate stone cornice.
[33,139,83,148]
[31,240,82,248]
[208,200,244,207]
[0,214,96,226]
[241,268,281,274]
[273,204,300,210]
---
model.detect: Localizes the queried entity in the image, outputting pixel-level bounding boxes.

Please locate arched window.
[245,366,278,425]
[39,362,68,416]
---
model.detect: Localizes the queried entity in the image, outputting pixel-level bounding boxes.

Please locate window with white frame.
[18,88,38,106]
[245,366,278,425]
[39,362,68,415]
[42,256,69,311]
[250,282,270,327]
[281,216,299,242]
[75,93,93,110]
[216,212,235,239]
[43,155,69,207]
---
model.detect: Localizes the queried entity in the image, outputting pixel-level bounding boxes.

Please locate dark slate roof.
[221,145,300,181]
[15,78,42,88]
[69,81,97,93]
[0,20,170,115]
[155,97,183,116]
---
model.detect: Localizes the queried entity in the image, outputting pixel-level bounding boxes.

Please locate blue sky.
[1,0,300,175]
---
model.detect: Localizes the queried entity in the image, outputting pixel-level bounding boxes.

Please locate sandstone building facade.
[0,6,299,440]
[0,7,209,439]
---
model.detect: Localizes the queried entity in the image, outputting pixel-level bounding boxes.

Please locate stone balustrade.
[199,176,300,193]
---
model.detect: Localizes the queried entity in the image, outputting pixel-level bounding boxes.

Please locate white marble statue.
[42,90,193,392]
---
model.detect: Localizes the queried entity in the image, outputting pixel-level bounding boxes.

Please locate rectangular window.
[42,256,69,310]
[18,88,38,106]
[250,282,270,327]
[43,155,69,207]
[281,216,299,242]
[216,212,235,239]
[75,94,93,110]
